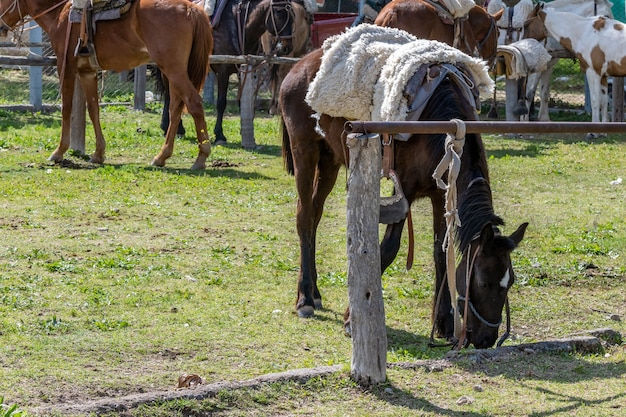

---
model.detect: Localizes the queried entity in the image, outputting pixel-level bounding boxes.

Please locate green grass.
[0,102,625,416]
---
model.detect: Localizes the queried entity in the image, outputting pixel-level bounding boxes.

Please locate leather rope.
[432,118,466,342]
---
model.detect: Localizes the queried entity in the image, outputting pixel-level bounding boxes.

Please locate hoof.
[151,158,165,167]
[314,299,322,310]
[48,154,64,163]
[297,305,315,318]
[214,139,227,146]
[190,162,206,171]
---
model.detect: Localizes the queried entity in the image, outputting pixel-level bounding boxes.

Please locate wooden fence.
[343,119,626,384]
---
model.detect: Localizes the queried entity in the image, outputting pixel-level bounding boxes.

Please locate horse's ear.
[492,9,504,22]
[479,222,495,249]
[509,222,529,247]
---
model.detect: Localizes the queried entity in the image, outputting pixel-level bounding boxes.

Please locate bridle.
[475,12,498,65]
[265,0,295,44]
[0,0,23,32]
[429,229,512,349]
[0,0,68,32]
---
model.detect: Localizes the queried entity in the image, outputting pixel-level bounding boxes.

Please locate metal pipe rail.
[344,121,626,135]
[0,54,301,67]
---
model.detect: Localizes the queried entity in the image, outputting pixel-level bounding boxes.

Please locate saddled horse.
[374,0,503,67]
[524,4,625,137]
[158,0,302,145]
[0,0,213,169]
[517,0,614,121]
[260,0,315,115]
[280,26,528,349]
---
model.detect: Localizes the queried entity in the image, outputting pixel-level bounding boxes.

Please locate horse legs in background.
[584,69,610,139]
[160,90,187,137]
[213,66,232,145]
[50,66,107,164]
[535,58,558,121]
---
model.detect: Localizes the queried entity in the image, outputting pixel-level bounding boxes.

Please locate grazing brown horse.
[280,39,528,348]
[374,0,504,67]
[0,0,213,169]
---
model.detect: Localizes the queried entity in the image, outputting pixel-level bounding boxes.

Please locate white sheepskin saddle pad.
[306,24,494,122]
[437,0,476,19]
[497,38,552,79]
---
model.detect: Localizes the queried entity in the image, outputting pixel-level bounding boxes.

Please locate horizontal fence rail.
[344,121,626,135]
[0,54,301,66]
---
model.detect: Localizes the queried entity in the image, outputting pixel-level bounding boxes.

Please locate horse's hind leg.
[181,81,211,170]
[152,78,210,170]
[293,140,341,317]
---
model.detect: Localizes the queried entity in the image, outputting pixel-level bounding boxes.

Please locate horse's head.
[467,6,503,68]
[265,0,301,56]
[0,0,24,37]
[522,4,548,42]
[456,221,528,349]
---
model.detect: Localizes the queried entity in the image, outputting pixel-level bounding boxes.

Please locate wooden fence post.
[133,64,147,111]
[239,64,257,149]
[346,133,387,386]
[70,77,86,154]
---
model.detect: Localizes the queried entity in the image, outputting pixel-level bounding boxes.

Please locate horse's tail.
[281,116,295,175]
[188,8,213,91]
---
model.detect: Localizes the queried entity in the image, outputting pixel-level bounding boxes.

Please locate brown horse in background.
[374,0,503,67]
[261,0,314,115]
[0,0,213,169]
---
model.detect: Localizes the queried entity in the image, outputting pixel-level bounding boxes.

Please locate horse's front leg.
[49,70,77,163]
[585,70,603,140]
[431,193,454,340]
[537,58,557,122]
[212,66,231,145]
[78,69,106,164]
[600,75,609,125]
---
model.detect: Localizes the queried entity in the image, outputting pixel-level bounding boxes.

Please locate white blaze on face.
[499,269,511,289]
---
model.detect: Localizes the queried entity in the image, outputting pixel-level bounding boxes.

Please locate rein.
[1,0,69,31]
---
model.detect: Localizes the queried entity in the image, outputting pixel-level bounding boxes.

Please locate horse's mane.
[457,178,504,251]
[418,78,503,252]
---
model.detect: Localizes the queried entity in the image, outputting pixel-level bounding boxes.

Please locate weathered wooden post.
[239,64,257,149]
[346,132,387,386]
[70,77,86,154]
[133,64,147,111]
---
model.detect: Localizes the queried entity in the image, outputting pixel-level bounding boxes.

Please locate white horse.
[523,0,614,121]
[525,5,624,136]
[490,0,614,121]
[489,0,545,121]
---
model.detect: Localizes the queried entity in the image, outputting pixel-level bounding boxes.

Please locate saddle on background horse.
[69,0,134,66]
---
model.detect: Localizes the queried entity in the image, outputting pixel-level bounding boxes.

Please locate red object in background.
[310,13,358,48]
